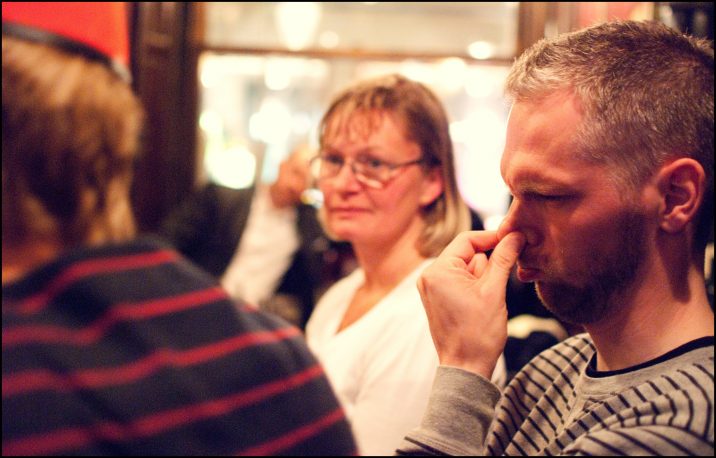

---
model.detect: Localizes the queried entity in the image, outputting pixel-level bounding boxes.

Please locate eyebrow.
[520,181,572,192]
[322,145,388,157]
[505,172,577,195]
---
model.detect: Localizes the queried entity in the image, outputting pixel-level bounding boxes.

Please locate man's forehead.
[500,93,592,185]
[501,148,591,191]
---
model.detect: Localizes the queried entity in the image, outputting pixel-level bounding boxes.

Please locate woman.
[305,74,506,455]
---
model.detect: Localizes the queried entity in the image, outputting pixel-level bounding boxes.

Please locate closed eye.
[524,192,572,202]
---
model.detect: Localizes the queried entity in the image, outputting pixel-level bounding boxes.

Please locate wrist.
[439,357,495,380]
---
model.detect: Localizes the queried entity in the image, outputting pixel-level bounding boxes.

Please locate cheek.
[383,188,422,213]
[317,181,334,198]
[549,213,623,268]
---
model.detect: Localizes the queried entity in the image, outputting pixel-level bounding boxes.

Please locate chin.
[325,225,357,243]
[536,280,618,326]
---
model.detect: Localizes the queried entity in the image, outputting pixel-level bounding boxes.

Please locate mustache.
[517,252,545,269]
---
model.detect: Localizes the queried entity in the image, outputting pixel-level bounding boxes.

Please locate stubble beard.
[534,209,647,326]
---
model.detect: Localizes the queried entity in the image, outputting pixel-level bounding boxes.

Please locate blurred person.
[304,74,507,455]
[160,145,328,328]
[1,3,356,455]
[157,183,255,280]
[221,144,325,326]
[398,20,714,455]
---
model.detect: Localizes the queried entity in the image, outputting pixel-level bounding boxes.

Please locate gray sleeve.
[397,366,501,456]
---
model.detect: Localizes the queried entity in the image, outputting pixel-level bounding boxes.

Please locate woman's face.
[318,111,442,250]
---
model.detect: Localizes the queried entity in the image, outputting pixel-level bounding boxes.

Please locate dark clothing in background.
[159,184,255,278]
[158,183,330,329]
[2,238,356,455]
[273,202,334,327]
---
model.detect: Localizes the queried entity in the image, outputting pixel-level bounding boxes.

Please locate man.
[2,3,355,455]
[398,20,714,455]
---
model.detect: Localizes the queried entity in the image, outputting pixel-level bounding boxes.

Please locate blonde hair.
[2,36,144,248]
[318,74,470,257]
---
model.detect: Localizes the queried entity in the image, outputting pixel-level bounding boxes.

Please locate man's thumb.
[485,232,525,287]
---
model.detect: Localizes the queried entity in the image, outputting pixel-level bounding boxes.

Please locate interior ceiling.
[205,2,519,57]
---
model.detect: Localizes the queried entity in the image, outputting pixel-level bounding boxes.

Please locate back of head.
[318,74,470,257]
[506,20,714,251]
[2,2,144,249]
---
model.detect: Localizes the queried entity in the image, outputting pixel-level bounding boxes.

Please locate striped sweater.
[2,238,356,455]
[398,333,714,455]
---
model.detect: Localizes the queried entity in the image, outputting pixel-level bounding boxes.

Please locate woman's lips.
[328,207,369,216]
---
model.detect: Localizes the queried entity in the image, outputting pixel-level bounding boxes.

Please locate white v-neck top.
[306,259,506,455]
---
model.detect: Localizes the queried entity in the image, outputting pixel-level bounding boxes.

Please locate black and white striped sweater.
[399,333,714,455]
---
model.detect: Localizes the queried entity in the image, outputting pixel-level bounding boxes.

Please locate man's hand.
[417,230,525,378]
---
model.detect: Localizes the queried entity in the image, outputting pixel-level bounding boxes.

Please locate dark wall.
[129,2,199,233]
[665,2,714,40]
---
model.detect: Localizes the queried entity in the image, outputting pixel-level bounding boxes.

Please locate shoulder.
[568,340,714,455]
[2,240,357,455]
[644,340,713,415]
[521,332,596,375]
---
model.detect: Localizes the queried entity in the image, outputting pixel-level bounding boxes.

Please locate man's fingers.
[467,252,488,277]
[467,230,500,253]
[483,232,525,291]
[440,231,499,265]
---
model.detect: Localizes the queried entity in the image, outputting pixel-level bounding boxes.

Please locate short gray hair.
[506,20,714,249]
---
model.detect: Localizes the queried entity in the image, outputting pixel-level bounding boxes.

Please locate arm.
[398,231,524,455]
[397,367,501,456]
[220,186,299,304]
[220,146,312,304]
[418,231,525,378]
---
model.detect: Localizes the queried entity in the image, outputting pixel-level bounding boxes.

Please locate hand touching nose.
[417,230,525,378]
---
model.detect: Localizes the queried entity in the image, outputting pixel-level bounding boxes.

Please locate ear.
[419,167,444,207]
[656,158,705,234]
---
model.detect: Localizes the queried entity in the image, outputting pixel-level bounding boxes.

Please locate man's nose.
[497,198,539,247]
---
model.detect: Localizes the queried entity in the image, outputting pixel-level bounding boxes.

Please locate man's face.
[499,92,649,325]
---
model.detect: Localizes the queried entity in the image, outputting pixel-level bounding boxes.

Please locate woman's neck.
[353,232,426,293]
[336,223,428,334]
[336,246,426,334]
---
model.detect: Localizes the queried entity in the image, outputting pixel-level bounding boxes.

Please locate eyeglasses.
[309,153,425,189]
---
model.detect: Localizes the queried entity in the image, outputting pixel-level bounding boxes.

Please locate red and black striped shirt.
[2,238,356,455]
